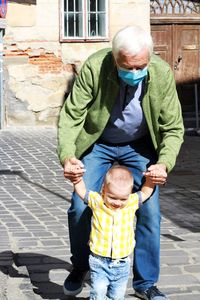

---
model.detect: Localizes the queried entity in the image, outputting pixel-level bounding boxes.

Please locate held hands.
[143,163,167,186]
[63,157,85,184]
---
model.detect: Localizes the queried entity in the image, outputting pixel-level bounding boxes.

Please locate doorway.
[150,0,200,130]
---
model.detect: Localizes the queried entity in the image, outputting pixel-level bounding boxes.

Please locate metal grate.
[150,0,200,15]
[62,0,107,39]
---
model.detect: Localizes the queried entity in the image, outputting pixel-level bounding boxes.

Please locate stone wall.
[3,43,75,126]
[3,0,150,127]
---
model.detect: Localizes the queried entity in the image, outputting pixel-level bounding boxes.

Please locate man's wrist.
[157,163,167,172]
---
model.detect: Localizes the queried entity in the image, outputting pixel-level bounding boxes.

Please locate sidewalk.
[0,127,200,300]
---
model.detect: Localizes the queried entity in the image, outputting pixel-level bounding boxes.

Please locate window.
[60,0,109,41]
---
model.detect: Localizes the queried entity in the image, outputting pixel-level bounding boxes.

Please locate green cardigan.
[58,48,184,172]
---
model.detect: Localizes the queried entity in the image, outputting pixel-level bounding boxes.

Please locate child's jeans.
[89,253,130,300]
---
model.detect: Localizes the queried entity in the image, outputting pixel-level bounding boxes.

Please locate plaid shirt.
[85,191,140,259]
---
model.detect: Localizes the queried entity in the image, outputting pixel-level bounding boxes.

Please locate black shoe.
[63,268,88,296]
[135,286,169,300]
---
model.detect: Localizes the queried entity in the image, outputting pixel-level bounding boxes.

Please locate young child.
[72,165,155,300]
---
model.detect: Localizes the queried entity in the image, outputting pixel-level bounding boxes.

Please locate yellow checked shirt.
[85,191,140,259]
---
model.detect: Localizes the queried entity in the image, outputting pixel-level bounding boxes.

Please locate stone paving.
[0,127,200,300]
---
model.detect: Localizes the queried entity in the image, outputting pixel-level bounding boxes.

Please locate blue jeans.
[89,253,130,300]
[68,136,161,292]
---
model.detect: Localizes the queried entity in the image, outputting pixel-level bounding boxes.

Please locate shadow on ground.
[160,184,200,233]
[159,134,200,233]
[0,251,89,299]
[0,169,70,202]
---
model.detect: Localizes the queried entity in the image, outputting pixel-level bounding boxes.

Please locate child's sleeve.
[86,191,102,210]
[83,190,90,204]
[136,191,143,207]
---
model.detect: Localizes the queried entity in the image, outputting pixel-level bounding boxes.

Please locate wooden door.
[151,25,173,65]
[151,24,200,117]
[174,25,200,84]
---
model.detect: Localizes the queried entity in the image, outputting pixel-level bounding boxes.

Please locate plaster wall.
[3,0,150,127]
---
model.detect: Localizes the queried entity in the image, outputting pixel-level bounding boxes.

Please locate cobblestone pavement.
[0,127,200,300]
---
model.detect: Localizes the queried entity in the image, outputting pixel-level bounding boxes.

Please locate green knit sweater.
[58,48,184,172]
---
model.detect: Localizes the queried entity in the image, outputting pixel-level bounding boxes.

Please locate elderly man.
[58,25,184,300]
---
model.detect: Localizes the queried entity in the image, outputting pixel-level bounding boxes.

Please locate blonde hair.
[104,165,134,192]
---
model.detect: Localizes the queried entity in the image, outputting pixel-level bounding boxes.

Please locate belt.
[91,252,128,261]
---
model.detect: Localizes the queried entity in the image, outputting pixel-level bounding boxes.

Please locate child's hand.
[64,158,86,184]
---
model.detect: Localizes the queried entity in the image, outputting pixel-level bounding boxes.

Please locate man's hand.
[143,163,167,186]
[63,157,86,184]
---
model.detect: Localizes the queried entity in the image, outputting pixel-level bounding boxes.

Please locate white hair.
[112,26,154,58]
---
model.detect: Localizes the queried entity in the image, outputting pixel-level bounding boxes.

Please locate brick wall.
[4,43,78,75]
[8,0,36,4]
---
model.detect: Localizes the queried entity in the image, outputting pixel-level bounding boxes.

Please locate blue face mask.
[118,67,148,86]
